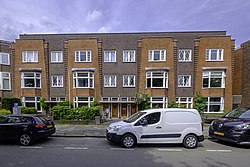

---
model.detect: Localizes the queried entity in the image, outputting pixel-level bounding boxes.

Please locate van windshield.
[123,112,146,123]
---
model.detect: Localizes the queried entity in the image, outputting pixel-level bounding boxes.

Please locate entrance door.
[112,104,118,118]
[121,104,127,118]
[131,104,137,115]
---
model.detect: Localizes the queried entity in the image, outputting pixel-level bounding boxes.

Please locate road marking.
[64,147,88,150]
[158,148,183,152]
[19,146,43,149]
[110,148,134,151]
[206,150,232,152]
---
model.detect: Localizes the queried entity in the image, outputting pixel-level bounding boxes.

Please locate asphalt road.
[0,137,249,167]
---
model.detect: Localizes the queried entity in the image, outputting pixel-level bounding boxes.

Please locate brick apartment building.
[0,31,238,118]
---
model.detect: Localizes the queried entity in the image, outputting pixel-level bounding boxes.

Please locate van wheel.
[183,134,198,149]
[121,134,136,148]
[19,133,33,146]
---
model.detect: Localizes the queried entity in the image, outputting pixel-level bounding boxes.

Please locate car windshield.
[123,112,146,123]
[224,108,250,119]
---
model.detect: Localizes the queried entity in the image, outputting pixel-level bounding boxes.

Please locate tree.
[193,93,207,114]
[1,97,21,112]
[40,98,50,115]
[134,92,150,111]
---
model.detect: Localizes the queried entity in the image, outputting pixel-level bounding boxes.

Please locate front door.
[121,104,127,118]
[112,104,118,118]
[131,104,137,115]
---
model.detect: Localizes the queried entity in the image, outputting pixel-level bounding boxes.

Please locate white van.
[106,108,204,149]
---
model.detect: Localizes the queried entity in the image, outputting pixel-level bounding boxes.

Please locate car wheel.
[183,134,198,149]
[19,133,33,146]
[121,134,136,148]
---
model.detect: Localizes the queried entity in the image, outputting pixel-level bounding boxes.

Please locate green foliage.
[0,109,11,116]
[134,92,150,111]
[168,101,180,108]
[1,97,21,111]
[51,106,73,120]
[58,101,71,107]
[19,106,37,114]
[194,92,207,114]
[39,98,49,114]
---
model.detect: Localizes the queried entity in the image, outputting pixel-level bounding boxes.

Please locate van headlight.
[234,123,250,130]
[110,125,122,131]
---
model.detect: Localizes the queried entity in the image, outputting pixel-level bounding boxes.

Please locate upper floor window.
[123,75,135,87]
[0,72,11,90]
[0,52,10,65]
[179,50,192,62]
[206,49,224,61]
[51,51,63,63]
[178,75,191,87]
[75,50,91,62]
[21,72,41,88]
[51,75,63,87]
[104,51,116,62]
[73,72,94,88]
[203,71,225,88]
[148,50,166,62]
[146,71,168,88]
[22,51,38,62]
[123,50,135,62]
[104,75,116,87]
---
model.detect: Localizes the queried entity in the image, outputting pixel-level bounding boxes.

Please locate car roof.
[140,108,199,114]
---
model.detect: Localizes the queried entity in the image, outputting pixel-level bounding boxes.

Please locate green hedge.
[0,109,11,116]
[19,106,37,114]
[1,97,21,111]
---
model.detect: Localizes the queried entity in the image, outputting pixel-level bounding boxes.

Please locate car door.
[0,116,21,139]
[134,112,163,143]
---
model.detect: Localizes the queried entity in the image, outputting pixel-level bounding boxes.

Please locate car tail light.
[34,123,46,128]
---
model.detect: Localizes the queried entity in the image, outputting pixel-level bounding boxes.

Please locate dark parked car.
[0,114,56,146]
[209,108,250,145]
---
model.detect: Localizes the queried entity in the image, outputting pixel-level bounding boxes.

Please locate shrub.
[0,109,11,116]
[20,106,37,114]
[51,106,73,120]
[2,97,21,111]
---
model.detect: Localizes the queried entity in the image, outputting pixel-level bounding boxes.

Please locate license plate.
[214,132,224,136]
[47,124,53,128]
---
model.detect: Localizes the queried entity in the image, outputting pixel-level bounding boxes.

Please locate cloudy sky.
[0,0,249,46]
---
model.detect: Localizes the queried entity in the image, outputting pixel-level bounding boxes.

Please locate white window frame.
[0,52,10,65]
[123,75,135,87]
[205,97,224,113]
[104,51,116,62]
[73,96,94,108]
[75,50,92,62]
[22,51,38,62]
[150,97,168,108]
[176,97,193,108]
[51,75,63,87]
[202,71,226,88]
[104,75,116,87]
[146,71,168,88]
[21,72,41,88]
[178,49,192,62]
[51,51,63,63]
[0,72,11,90]
[178,75,191,87]
[148,50,166,62]
[206,49,224,61]
[123,50,135,62]
[22,96,41,112]
[73,72,94,88]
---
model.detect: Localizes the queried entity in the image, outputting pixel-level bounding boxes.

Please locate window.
[176,97,193,108]
[104,75,116,87]
[22,96,41,111]
[73,72,94,88]
[0,72,11,90]
[51,75,63,87]
[205,97,224,113]
[146,72,168,88]
[51,51,63,62]
[0,52,10,65]
[104,51,116,62]
[178,75,191,87]
[74,96,94,108]
[123,75,135,87]
[123,50,135,62]
[179,50,192,62]
[148,50,166,62]
[203,71,225,88]
[22,51,38,62]
[150,97,167,108]
[21,72,41,88]
[75,50,91,62]
[142,112,161,125]
[206,49,224,61]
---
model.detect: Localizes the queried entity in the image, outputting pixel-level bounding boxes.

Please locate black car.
[209,108,250,145]
[0,114,56,146]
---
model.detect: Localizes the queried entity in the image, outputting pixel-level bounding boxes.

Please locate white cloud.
[98,26,111,32]
[87,10,103,22]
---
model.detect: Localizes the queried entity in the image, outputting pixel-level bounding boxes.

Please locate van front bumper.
[198,135,205,142]
[106,132,122,143]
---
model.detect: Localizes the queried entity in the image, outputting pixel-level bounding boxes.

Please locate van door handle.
[156,126,161,129]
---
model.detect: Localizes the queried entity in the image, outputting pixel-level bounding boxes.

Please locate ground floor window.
[176,97,193,108]
[22,96,41,111]
[73,96,94,108]
[150,97,168,108]
[204,97,224,113]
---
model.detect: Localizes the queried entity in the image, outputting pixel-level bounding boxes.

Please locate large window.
[74,97,94,108]
[75,50,91,62]
[123,50,135,62]
[203,71,225,88]
[22,51,38,62]
[22,97,41,111]
[51,75,63,87]
[178,75,191,87]
[0,72,11,90]
[104,51,116,62]
[73,72,94,88]
[176,97,193,108]
[179,50,192,62]
[123,75,135,87]
[146,72,168,88]
[0,52,10,65]
[205,97,224,113]
[104,75,116,87]
[150,97,167,108]
[206,49,224,61]
[51,51,63,62]
[21,72,41,88]
[148,50,166,62]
